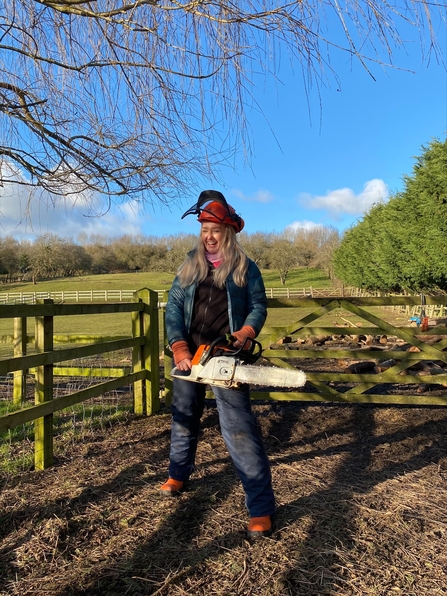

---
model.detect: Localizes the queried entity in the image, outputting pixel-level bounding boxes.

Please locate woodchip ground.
[1,397,447,595]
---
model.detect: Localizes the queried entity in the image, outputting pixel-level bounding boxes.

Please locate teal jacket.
[166,257,267,347]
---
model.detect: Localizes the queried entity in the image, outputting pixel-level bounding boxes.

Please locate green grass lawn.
[261,267,331,288]
[0,271,175,293]
[0,267,331,294]
[0,268,332,355]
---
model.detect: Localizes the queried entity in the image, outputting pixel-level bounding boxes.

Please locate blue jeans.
[168,377,276,518]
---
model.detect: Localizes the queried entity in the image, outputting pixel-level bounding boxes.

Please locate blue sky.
[1,11,446,242]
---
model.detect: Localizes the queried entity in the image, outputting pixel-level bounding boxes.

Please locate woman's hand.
[231,325,256,349]
[171,340,193,370]
[175,357,192,371]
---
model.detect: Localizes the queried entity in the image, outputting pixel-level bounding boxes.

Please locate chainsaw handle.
[200,335,263,366]
[238,339,263,363]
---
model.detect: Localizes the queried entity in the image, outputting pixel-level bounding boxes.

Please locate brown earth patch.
[1,399,447,596]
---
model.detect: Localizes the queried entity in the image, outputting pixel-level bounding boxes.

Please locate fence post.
[132,288,160,415]
[132,290,145,414]
[13,317,27,404]
[34,299,54,471]
[161,292,173,407]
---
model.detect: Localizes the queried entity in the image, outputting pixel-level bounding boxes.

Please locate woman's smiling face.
[201,222,227,254]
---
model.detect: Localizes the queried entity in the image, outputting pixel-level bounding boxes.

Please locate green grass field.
[0,267,330,294]
[262,267,331,287]
[0,268,331,351]
[0,271,175,293]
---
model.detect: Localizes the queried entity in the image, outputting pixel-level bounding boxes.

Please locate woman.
[161,190,275,539]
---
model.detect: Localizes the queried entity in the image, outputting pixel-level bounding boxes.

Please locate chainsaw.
[171,335,307,389]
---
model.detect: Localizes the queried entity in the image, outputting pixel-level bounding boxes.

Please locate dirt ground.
[1,396,447,596]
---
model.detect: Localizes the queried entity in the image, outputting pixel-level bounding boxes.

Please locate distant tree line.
[0,226,340,285]
[333,138,447,293]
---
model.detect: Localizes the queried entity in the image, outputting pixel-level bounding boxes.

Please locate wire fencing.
[0,347,137,473]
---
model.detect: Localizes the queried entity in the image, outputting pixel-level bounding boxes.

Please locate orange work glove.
[231,325,256,349]
[171,340,193,365]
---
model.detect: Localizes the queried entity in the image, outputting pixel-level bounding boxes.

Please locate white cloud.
[0,178,145,240]
[299,179,389,215]
[231,188,274,203]
[286,220,324,232]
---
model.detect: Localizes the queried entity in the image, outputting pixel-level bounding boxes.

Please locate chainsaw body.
[171,336,307,389]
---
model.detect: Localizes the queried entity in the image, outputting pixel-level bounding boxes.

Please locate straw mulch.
[1,400,447,596]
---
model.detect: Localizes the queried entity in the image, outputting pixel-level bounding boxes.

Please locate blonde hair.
[177,226,248,289]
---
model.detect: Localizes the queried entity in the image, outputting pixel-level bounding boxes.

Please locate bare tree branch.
[0,0,444,211]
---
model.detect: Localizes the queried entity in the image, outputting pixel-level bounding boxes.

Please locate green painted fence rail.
[2,292,447,471]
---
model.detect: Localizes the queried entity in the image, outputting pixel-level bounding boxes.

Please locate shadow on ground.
[1,401,447,595]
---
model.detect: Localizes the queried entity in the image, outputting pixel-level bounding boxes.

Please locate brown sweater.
[189,265,230,352]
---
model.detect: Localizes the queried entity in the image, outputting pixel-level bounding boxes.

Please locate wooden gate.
[254,296,447,406]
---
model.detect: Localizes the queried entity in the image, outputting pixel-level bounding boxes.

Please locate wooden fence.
[2,292,447,471]
[0,289,146,304]
[0,286,373,305]
[0,289,160,470]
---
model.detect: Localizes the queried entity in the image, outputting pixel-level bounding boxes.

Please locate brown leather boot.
[160,478,184,496]
[247,516,272,539]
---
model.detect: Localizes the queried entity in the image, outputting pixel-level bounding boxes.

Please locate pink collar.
[205,251,223,268]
